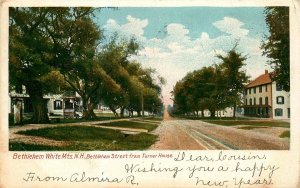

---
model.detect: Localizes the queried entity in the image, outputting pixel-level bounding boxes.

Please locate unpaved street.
[150,108,289,150]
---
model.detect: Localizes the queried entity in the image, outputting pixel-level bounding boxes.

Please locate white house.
[243,70,290,119]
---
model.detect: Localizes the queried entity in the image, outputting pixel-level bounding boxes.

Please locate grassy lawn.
[49,116,121,124]
[98,121,158,132]
[10,126,157,151]
[174,115,248,121]
[203,120,290,127]
[280,130,290,138]
[9,142,62,150]
[94,112,116,117]
[237,126,269,130]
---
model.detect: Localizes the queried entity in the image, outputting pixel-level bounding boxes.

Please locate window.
[276,83,283,91]
[253,87,256,94]
[275,108,283,116]
[276,96,284,104]
[259,86,262,93]
[250,98,252,105]
[54,100,62,110]
[245,99,247,105]
[265,85,268,92]
[64,100,74,109]
[265,97,269,105]
[259,97,262,105]
[258,108,262,115]
[254,98,256,105]
[249,88,251,94]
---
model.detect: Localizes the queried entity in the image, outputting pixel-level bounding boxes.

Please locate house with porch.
[9,86,81,124]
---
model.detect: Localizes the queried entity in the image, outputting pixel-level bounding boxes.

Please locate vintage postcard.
[0,0,299,187]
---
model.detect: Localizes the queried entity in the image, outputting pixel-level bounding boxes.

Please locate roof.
[246,71,272,88]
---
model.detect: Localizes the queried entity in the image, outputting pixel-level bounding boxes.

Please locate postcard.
[0,0,299,187]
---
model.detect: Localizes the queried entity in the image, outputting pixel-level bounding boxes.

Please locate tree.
[216,47,248,117]
[9,8,65,123]
[9,7,121,120]
[126,63,164,116]
[10,7,163,121]
[172,58,247,118]
[42,7,121,119]
[262,7,289,91]
[98,37,139,117]
[172,66,218,117]
[172,81,188,115]
[99,36,164,117]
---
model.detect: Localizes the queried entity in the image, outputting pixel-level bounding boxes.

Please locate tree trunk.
[87,103,96,119]
[120,107,125,118]
[27,84,49,124]
[233,103,237,118]
[209,110,215,117]
[130,110,134,117]
[82,97,96,119]
[82,97,89,119]
[109,106,119,117]
[201,110,204,117]
[112,109,119,117]
[137,111,141,117]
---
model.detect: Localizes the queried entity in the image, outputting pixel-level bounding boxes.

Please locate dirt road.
[150,107,289,150]
[150,107,206,150]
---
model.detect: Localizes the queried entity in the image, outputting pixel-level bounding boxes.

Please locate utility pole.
[141,90,144,117]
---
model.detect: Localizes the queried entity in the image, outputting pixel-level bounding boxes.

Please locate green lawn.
[94,112,116,117]
[11,126,157,151]
[98,121,158,132]
[280,130,290,138]
[237,126,269,130]
[9,142,62,151]
[174,115,248,121]
[203,120,290,127]
[49,116,121,124]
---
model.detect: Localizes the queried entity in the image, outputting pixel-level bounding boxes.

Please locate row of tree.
[9,7,164,123]
[172,48,248,117]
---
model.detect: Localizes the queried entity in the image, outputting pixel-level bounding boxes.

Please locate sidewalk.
[236,115,290,122]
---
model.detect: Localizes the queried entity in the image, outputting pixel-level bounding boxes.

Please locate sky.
[94,7,271,105]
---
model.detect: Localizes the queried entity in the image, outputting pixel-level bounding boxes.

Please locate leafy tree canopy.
[262,7,289,91]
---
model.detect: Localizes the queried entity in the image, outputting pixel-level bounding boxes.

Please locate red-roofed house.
[243,70,290,119]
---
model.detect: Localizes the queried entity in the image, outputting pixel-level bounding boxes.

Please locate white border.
[1,1,299,187]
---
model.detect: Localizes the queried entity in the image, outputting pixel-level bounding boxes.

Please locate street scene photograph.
[8,6,290,151]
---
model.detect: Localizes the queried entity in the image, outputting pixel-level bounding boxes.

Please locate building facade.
[243,70,290,119]
[271,82,290,119]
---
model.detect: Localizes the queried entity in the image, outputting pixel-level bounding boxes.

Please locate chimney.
[265,70,268,74]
